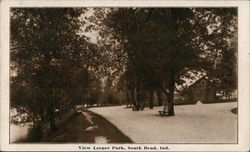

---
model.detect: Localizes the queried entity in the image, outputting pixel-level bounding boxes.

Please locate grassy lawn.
[44,109,132,143]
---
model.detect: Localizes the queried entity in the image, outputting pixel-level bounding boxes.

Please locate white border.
[1,0,249,151]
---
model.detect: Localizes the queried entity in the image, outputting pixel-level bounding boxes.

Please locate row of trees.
[92,8,237,115]
[10,8,103,133]
[10,8,237,134]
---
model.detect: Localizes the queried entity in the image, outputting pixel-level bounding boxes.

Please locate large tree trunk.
[130,80,143,110]
[126,90,130,107]
[167,72,175,116]
[149,90,154,109]
[131,88,136,107]
[47,103,57,132]
[135,84,138,107]
[157,90,163,106]
[225,90,229,99]
[135,80,141,110]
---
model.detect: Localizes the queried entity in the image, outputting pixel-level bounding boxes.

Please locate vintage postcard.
[0,0,249,151]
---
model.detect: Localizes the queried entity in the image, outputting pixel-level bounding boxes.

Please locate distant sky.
[79,8,100,43]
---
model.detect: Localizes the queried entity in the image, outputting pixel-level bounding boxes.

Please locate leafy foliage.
[99,8,237,115]
[10,7,237,133]
[10,8,97,131]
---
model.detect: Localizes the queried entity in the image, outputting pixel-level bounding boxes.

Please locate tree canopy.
[11,8,97,131]
[10,7,237,133]
[95,8,237,115]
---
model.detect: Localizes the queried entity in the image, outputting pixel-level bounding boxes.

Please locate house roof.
[188,76,209,88]
[176,71,207,91]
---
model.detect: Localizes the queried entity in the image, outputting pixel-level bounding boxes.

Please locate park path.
[89,102,237,143]
[45,109,132,143]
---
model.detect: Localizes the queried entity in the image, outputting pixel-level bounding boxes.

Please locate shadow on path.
[44,109,132,143]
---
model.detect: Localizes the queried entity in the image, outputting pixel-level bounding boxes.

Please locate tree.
[103,8,205,115]
[10,8,92,132]
[102,8,237,115]
[204,8,237,98]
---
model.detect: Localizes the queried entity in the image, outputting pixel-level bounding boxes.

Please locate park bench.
[158,111,169,116]
[72,106,81,115]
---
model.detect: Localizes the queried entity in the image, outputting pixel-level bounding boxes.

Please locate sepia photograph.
[1,0,249,151]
